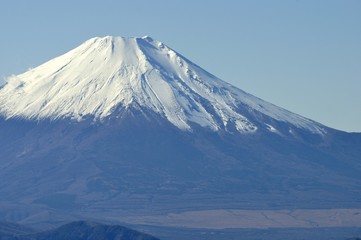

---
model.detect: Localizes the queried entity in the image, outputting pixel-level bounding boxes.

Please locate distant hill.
[0,221,159,240]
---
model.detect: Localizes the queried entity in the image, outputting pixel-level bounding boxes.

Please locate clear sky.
[0,0,360,132]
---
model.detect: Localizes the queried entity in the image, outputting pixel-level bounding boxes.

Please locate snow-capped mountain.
[0,36,324,134]
[0,36,360,229]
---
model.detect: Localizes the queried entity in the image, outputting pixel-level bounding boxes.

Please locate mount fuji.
[0,36,360,230]
[0,36,324,134]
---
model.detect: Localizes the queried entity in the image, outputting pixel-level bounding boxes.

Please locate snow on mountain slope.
[0,36,325,134]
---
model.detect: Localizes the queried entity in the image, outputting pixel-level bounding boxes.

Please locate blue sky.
[0,0,360,132]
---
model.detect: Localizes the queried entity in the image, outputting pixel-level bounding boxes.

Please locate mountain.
[0,36,360,229]
[0,36,323,133]
[0,221,159,240]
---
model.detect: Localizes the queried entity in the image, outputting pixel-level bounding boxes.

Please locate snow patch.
[265,124,278,133]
